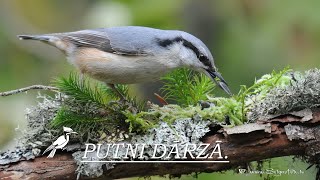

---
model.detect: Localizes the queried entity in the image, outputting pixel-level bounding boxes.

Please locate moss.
[248,68,320,121]
[161,68,216,106]
[4,67,317,179]
[124,97,243,131]
[124,68,293,129]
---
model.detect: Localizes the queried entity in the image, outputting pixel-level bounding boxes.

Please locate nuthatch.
[18,26,231,98]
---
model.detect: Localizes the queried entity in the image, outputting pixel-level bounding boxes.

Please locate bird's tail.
[17,35,51,42]
[47,149,57,158]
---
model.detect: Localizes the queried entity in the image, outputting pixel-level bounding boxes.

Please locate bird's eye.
[199,54,211,67]
[199,54,206,61]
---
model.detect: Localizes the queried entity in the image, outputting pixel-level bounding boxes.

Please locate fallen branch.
[1,110,319,179]
[0,85,59,97]
[1,69,320,179]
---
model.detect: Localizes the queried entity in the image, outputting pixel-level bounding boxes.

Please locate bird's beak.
[206,69,232,95]
[71,131,78,134]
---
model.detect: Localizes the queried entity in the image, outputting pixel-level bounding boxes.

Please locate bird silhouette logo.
[42,127,77,158]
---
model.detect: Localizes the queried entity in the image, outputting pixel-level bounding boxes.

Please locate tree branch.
[0,85,59,96]
[1,109,319,179]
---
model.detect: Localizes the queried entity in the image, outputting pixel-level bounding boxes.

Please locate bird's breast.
[69,48,181,84]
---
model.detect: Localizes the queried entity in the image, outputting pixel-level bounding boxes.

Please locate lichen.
[124,97,243,132]
[72,117,210,178]
[248,68,320,121]
[0,94,60,165]
[0,92,212,178]
[2,68,320,178]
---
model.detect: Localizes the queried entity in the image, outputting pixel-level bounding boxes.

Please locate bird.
[42,127,77,158]
[18,26,231,98]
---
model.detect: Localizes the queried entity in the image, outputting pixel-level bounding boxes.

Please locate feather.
[58,30,149,56]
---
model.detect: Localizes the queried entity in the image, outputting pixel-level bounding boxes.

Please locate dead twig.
[0,85,59,97]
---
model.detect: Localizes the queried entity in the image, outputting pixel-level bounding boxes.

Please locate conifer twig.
[0,85,59,97]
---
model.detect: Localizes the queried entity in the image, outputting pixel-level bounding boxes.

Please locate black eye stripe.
[157,37,200,57]
[181,39,200,58]
[199,55,211,67]
[157,36,211,67]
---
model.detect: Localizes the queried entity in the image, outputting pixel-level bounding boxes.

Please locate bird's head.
[159,31,232,95]
[63,127,77,134]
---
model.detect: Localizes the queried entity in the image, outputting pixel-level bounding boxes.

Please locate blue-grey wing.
[57,27,162,56]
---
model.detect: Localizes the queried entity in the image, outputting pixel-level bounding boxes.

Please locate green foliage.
[50,72,143,135]
[53,72,145,108]
[205,97,243,125]
[123,97,243,128]
[236,67,292,121]
[53,73,111,106]
[49,68,292,135]
[99,83,127,100]
[100,83,146,110]
[124,67,293,128]
[161,68,215,106]
[50,104,128,141]
[123,111,156,133]
[51,106,109,131]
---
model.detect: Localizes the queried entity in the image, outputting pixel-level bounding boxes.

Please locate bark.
[0,109,319,180]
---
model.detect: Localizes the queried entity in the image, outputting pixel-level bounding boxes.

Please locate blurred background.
[0,0,319,179]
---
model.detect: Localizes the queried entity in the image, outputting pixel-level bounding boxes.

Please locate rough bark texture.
[1,108,319,180]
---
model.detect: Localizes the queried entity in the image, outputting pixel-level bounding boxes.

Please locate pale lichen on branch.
[0,85,59,96]
[1,68,320,179]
